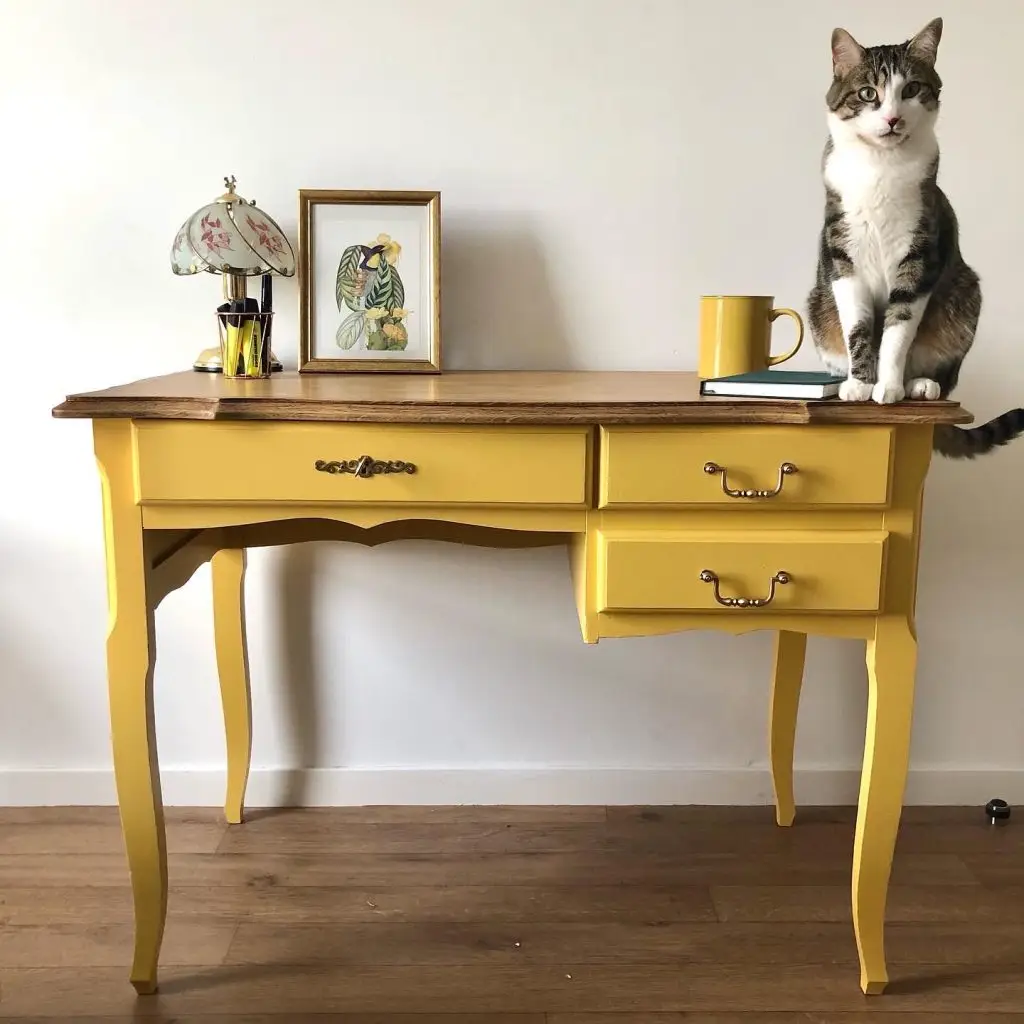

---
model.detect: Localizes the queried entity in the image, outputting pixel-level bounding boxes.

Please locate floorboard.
[0,804,1020,1019]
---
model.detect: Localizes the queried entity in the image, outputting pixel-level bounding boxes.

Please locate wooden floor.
[1,804,1023,1020]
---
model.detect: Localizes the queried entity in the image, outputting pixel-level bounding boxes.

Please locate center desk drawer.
[599,426,893,508]
[134,422,590,506]
[596,530,888,613]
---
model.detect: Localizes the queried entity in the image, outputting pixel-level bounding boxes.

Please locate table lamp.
[171,175,295,377]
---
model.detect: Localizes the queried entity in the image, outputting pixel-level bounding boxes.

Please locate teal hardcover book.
[699,369,844,399]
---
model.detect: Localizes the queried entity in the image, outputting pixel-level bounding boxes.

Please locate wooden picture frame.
[298,189,441,373]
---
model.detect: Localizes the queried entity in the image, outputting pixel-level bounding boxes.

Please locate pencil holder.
[216,311,275,379]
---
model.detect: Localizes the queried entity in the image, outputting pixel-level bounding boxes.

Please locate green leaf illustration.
[390,268,405,311]
[363,256,394,312]
[336,309,365,350]
[335,245,363,312]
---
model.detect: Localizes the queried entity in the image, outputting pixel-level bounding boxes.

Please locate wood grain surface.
[51,370,974,425]
[0,804,1021,1019]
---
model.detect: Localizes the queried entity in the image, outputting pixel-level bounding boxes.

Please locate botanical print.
[298,189,439,372]
[334,233,411,352]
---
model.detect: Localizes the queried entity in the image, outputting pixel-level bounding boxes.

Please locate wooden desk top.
[52,370,974,426]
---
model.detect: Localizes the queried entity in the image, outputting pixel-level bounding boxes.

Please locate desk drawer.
[596,529,887,613]
[599,426,893,508]
[134,422,590,506]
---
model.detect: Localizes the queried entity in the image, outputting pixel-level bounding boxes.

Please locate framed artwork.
[298,189,441,373]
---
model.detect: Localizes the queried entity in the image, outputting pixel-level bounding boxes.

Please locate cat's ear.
[831,28,865,76]
[909,17,943,64]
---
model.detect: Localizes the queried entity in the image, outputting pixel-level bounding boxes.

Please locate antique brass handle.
[699,569,791,608]
[314,456,416,478]
[703,461,797,498]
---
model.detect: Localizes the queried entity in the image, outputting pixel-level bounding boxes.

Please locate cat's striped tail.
[933,408,1024,459]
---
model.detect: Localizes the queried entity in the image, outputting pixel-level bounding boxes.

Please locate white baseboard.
[2,765,1022,807]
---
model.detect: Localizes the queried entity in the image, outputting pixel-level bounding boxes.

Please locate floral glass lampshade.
[171,175,295,376]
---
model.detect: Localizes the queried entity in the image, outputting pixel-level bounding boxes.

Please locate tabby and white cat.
[807,17,1024,457]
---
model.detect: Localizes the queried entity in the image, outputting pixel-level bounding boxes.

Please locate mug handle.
[767,307,804,365]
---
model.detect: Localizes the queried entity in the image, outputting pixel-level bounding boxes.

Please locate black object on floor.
[985,798,1011,825]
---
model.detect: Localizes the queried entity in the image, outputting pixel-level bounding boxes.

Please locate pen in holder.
[216,305,275,379]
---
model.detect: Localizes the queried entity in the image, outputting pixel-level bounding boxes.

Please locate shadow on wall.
[438,213,576,371]
[271,540,324,808]
[918,353,1024,547]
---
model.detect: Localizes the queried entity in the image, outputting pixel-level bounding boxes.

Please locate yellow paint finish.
[211,549,252,826]
[769,630,807,828]
[855,614,918,994]
[141,503,588,534]
[93,420,166,995]
[593,609,876,641]
[599,425,894,508]
[79,406,939,996]
[595,529,888,614]
[134,422,591,507]
[569,533,598,644]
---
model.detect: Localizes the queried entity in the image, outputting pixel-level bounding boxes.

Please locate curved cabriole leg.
[212,548,252,825]
[111,611,165,995]
[769,630,807,827]
[95,421,167,994]
[853,615,917,995]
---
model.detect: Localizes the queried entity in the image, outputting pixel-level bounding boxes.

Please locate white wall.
[2,0,1023,807]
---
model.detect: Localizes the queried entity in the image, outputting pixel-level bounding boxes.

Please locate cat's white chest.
[825,144,926,301]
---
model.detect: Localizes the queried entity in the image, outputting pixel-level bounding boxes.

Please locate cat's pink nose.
[885,116,901,128]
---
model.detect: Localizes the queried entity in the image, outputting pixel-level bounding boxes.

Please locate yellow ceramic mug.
[698,295,804,379]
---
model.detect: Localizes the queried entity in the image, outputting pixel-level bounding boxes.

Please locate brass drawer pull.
[699,569,790,608]
[314,456,417,478]
[703,461,797,498]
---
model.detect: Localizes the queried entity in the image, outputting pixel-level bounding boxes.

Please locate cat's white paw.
[872,380,905,405]
[907,377,941,400]
[839,378,873,402]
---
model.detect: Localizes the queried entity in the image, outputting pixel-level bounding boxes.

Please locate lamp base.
[193,346,283,373]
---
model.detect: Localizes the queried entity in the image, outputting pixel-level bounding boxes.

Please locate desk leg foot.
[853,615,916,998]
[213,548,253,826]
[769,630,807,828]
[131,977,159,996]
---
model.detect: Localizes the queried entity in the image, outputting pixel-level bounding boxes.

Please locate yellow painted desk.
[52,369,974,996]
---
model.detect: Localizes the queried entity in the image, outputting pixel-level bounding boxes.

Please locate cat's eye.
[857,86,877,102]
[902,81,922,99]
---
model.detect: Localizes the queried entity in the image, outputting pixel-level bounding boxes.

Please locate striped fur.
[806,17,1024,459]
